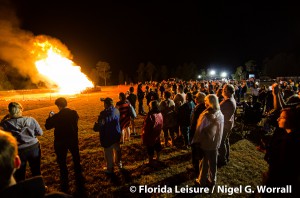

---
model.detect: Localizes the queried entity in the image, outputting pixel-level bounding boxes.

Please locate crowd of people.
[0,78,300,197]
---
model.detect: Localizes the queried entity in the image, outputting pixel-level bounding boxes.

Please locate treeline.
[2,51,300,89]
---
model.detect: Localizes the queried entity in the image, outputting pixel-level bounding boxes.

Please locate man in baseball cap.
[94,97,122,174]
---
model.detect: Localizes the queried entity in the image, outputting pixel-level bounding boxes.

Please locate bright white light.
[220,72,227,78]
[210,70,216,76]
[198,75,202,79]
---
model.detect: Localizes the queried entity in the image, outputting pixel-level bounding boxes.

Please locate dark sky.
[9,1,300,76]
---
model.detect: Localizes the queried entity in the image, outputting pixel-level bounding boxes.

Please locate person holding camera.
[0,102,43,183]
[93,97,122,174]
[45,97,85,194]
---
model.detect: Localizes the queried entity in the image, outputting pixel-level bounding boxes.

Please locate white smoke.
[0,0,73,85]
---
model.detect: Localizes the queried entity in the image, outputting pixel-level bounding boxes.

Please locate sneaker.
[141,112,147,116]
[44,185,49,193]
[118,161,123,169]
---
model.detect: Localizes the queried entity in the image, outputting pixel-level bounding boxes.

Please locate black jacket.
[0,176,72,198]
[45,108,79,144]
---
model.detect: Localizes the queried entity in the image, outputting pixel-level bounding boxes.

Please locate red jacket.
[142,111,163,146]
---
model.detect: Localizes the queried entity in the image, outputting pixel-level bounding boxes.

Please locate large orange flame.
[34,41,93,94]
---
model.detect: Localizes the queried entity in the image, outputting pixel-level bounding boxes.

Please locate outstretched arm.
[272,83,283,110]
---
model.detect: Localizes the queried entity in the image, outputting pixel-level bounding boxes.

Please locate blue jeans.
[15,143,41,182]
[198,149,218,185]
[180,125,190,145]
[218,128,232,164]
[104,142,121,172]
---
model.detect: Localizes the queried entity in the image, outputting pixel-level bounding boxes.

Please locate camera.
[49,111,55,116]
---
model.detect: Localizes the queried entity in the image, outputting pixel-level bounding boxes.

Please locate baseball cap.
[100,97,113,106]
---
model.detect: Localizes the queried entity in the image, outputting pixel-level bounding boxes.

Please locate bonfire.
[33,40,93,94]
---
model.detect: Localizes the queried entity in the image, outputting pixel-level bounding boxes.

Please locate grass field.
[0,85,268,198]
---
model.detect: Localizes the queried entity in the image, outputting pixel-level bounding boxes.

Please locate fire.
[34,41,93,94]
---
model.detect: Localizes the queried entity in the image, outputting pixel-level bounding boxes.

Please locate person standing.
[127,86,137,136]
[141,100,163,166]
[137,83,147,116]
[116,92,132,143]
[45,97,85,194]
[0,102,43,183]
[159,91,177,147]
[190,92,206,176]
[178,92,195,148]
[93,97,122,174]
[174,84,186,138]
[263,107,300,197]
[193,94,224,188]
[218,84,236,167]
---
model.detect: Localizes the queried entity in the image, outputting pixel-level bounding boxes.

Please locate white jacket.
[192,108,224,150]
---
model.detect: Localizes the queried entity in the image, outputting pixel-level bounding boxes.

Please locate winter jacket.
[94,106,121,148]
[192,108,224,150]
[1,116,43,149]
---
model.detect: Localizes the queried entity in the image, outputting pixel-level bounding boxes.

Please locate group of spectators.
[136,78,300,196]
[1,77,300,197]
[0,97,82,197]
[119,81,237,188]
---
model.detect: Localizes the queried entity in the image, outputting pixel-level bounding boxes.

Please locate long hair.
[280,107,300,130]
[150,100,160,113]
[205,94,220,111]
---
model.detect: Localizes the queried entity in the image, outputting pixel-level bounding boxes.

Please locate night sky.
[7,1,300,76]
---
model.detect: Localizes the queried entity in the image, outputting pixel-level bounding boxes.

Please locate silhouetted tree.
[262,53,299,77]
[89,68,99,86]
[200,69,207,80]
[186,62,197,80]
[175,65,183,79]
[0,63,14,90]
[145,62,156,81]
[233,66,246,80]
[245,60,256,73]
[96,61,111,86]
[137,63,145,83]
[160,65,168,80]
[118,70,124,85]
[181,63,189,80]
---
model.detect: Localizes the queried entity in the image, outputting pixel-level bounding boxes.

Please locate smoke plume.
[0,0,73,85]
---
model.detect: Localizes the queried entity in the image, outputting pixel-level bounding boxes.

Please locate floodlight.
[220,72,227,78]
